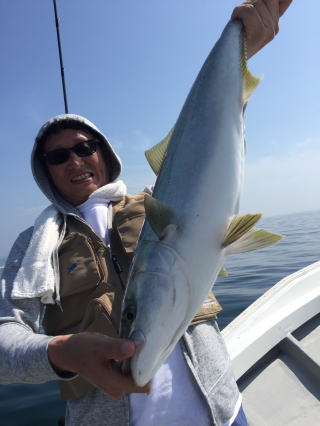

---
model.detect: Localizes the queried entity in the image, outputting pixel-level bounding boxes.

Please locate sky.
[0,0,319,258]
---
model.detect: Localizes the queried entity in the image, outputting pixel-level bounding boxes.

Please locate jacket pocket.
[115,213,145,254]
[58,232,102,297]
[79,293,119,338]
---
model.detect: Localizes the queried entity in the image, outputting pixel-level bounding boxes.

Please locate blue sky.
[1,0,319,257]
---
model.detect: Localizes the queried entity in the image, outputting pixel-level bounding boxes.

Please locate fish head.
[120,240,191,386]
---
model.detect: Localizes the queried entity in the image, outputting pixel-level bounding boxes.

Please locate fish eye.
[125,305,136,323]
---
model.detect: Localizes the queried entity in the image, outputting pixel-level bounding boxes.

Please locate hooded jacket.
[0,114,240,426]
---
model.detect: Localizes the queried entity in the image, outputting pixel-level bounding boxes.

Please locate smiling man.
[43,129,110,205]
[0,1,292,425]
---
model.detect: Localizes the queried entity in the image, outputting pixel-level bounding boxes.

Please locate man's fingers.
[110,372,151,396]
[95,360,151,398]
[230,0,292,58]
[232,1,278,37]
[231,3,266,57]
[49,332,150,399]
[254,0,279,35]
[103,337,136,361]
[78,333,136,361]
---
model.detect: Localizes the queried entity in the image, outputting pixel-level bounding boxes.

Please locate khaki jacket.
[43,193,221,400]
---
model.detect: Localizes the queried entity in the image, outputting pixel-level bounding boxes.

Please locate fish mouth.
[129,322,187,386]
[121,329,145,376]
[129,329,146,345]
[121,242,193,385]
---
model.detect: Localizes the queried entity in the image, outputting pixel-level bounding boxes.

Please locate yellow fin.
[241,37,260,104]
[223,213,262,247]
[225,227,283,255]
[145,128,173,175]
[219,267,229,277]
[144,194,177,238]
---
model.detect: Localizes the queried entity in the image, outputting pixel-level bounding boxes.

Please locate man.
[0,1,292,425]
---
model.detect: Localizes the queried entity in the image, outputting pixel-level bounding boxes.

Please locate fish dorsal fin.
[241,38,260,104]
[144,194,178,239]
[223,213,262,247]
[225,227,283,255]
[145,128,173,175]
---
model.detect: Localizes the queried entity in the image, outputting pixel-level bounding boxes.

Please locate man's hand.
[47,332,150,400]
[231,0,293,58]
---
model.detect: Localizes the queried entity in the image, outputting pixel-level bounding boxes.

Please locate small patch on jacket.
[67,263,78,273]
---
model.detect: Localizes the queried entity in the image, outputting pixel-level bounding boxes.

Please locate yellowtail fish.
[120,20,282,386]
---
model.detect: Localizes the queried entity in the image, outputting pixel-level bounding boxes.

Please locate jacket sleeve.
[0,227,66,384]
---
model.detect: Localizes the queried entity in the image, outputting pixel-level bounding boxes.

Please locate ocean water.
[0,210,320,425]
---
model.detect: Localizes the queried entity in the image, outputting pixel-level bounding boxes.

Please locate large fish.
[120,20,282,386]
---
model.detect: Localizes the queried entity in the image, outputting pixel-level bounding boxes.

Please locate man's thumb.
[106,338,136,361]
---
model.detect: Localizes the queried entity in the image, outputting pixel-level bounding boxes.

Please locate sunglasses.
[43,139,100,165]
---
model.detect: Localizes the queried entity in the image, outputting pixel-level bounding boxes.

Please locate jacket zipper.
[111,254,125,290]
[86,235,105,283]
[87,234,125,291]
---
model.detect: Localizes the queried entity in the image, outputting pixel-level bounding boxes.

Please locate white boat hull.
[222,261,320,425]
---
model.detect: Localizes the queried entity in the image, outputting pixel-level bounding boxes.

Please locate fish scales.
[150,23,244,258]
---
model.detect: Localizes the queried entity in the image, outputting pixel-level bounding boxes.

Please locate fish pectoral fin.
[225,227,283,255]
[144,128,173,175]
[144,194,178,239]
[223,213,262,247]
[218,266,228,277]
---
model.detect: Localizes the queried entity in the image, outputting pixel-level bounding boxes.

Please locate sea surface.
[0,210,320,425]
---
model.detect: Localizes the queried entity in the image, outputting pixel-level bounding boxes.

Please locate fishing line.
[53,0,69,113]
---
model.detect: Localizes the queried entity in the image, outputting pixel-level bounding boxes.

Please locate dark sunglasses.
[43,139,100,165]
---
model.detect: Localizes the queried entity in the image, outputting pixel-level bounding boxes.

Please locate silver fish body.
[120,20,278,386]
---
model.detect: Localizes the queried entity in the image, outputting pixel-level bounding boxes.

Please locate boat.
[222,260,320,425]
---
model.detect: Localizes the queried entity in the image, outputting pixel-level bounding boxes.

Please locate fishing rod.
[53,0,69,114]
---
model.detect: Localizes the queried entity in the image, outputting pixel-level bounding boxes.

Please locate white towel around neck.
[11,180,127,304]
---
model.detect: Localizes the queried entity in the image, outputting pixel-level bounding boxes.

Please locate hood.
[31,114,122,214]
